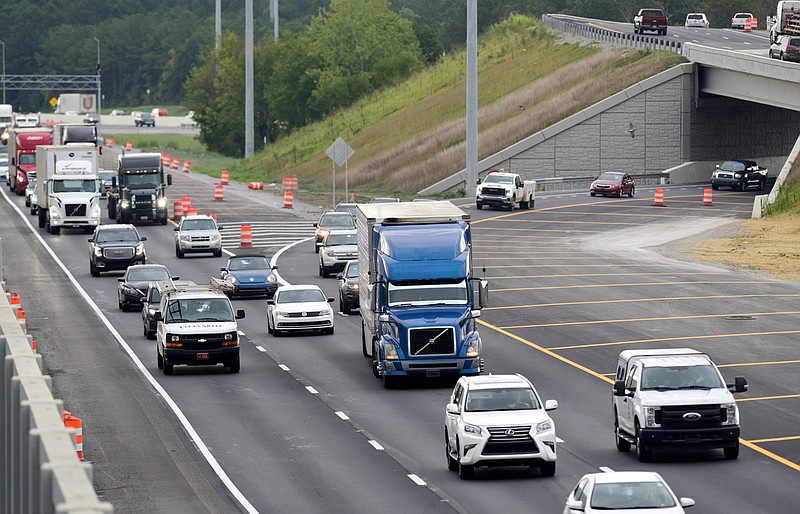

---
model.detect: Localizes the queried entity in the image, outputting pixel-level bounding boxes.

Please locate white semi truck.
[35,145,102,234]
[770,1,800,41]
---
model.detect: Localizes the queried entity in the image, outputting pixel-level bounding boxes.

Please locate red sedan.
[590,172,635,198]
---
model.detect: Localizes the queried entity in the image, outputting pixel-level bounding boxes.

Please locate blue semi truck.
[357,202,488,388]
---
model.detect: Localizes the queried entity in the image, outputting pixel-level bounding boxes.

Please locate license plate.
[197,353,209,360]
[426,369,440,378]
[140,215,149,220]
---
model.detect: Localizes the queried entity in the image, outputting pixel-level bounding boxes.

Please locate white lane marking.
[600,467,615,473]
[255,346,267,353]
[338,311,349,317]
[237,330,245,336]
[744,41,751,45]
[723,36,730,40]
[222,247,235,256]
[279,364,290,371]
[368,440,385,451]
[408,474,427,486]
[306,386,319,394]
[0,188,259,514]
[271,236,314,286]
[335,411,350,421]
[557,437,565,443]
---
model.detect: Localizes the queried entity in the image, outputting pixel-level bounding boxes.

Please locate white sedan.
[266,284,335,336]
[564,471,695,513]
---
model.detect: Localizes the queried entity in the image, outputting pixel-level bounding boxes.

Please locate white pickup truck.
[612,348,748,462]
[475,171,535,211]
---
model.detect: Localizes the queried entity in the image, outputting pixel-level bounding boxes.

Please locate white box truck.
[35,145,102,234]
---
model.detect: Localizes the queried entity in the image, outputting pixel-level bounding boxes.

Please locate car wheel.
[382,372,396,389]
[143,325,148,337]
[157,350,163,369]
[628,186,635,198]
[25,197,29,207]
[147,330,155,340]
[615,413,631,452]
[635,423,651,462]
[314,244,319,254]
[590,192,596,197]
[163,359,174,375]
[176,245,184,259]
[759,179,766,191]
[457,441,474,479]
[319,263,324,277]
[508,201,515,212]
[326,326,334,335]
[274,327,282,337]
[267,315,273,334]
[617,188,624,198]
[539,461,556,477]
[724,442,739,460]
[782,53,787,61]
[372,343,381,378]
[213,250,222,258]
[90,263,99,277]
[712,184,718,191]
[476,202,482,210]
[229,355,241,373]
[445,431,458,471]
[118,296,124,311]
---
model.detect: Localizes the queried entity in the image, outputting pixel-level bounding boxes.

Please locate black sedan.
[336,261,359,315]
[118,264,173,311]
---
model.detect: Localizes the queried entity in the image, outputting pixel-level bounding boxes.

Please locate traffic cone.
[221,170,229,185]
[653,188,665,207]
[703,188,713,206]
[240,224,253,247]
[63,410,84,460]
[214,184,224,201]
[283,190,294,209]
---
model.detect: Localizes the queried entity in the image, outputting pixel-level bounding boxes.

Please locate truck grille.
[484,425,537,454]
[65,204,87,217]
[180,334,226,350]
[190,235,211,242]
[656,404,723,429]
[103,247,134,259]
[409,327,455,356]
[481,186,506,196]
[717,172,735,180]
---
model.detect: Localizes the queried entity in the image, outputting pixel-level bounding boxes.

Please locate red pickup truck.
[634,8,668,35]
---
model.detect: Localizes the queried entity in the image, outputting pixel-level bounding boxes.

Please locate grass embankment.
[228,16,684,199]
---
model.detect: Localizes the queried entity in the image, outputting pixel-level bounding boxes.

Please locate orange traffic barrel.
[63,410,84,460]
[283,190,294,209]
[209,213,217,221]
[221,170,229,185]
[240,224,253,247]
[182,160,192,173]
[653,188,665,207]
[214,184,224,201]
[171,157,181,170]
[182,196,191,210]
[703,188,713,206]
[125,141,132,151]
[10,292,20,305]
[186,206,198,216]
[106,137,114,148]
[173,201,184,219]
[248,182,264,190]
[162,154,171,167]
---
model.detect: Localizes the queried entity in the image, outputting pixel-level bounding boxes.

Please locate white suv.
[174,214,223,258]
[444,374,558,479]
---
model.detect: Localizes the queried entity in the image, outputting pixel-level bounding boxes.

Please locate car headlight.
[123,286,137,294]
[180,234,191,241]
[275,310,289,318]
[156,197,167,207]
[465,339,480,359]
[120,201,129,209]
[382,341,399,360]
[210,234,220,242]
[148,308,158,315]
[224,332,235,341]
[94,247,102,257]
[49,208,61,219]
[734,173,742,179]
[135,243,145,256]
[322,308,333,316]
[536,420,552,434]
[324,249,335,256]
[266,274,277,283]
[351,283,359,290]
[645,406,661,427]
[464,423,482,436]
[722,403,737,425]
[227,275,237,283]
[318,229,329,239]
[169,334,180,342]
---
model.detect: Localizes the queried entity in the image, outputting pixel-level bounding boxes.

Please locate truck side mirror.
[174,227,179,232]
[140,236,147,241]
[267,299,275,305]
[613,380,627,397]
[478,280,489,308]
[476,178,481,184]
[220,267,227,272]
[235,309,246,320]
[544,399,558,411]
[167,174,172,186]
[728,376,748,393]
[446,403,459,415]
[378,313,390,323]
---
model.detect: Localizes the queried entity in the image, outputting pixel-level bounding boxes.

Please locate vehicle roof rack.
[161,277,235,295]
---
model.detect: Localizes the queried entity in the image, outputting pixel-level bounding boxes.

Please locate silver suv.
[174,214,223,258]
[319,229,357,277]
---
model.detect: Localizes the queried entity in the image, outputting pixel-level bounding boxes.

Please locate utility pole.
[465,0,478,195]
[245,0,254,158]
[215,0,222,49]
[270,0,279,42]
[93,37,101,123]
[1,40,5,104]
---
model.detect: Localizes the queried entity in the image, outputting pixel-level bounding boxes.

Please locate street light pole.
[1,40,6,104]
[465,0,478,195]
[93,37,101,122]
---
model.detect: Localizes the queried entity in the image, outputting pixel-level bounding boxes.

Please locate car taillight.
[787,45,795,51]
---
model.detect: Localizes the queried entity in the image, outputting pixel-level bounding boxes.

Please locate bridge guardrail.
[0,237,112,514]
[542,14,683,55]
[535,173,669,192]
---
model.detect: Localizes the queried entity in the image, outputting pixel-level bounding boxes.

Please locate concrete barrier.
[0,261,112,513]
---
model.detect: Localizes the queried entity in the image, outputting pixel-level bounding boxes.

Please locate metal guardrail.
[0,237,112,513]
[542,14,683,55]
[534,173,669,192]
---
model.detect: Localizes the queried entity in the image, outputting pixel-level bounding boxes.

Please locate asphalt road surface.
[2,165,798,513]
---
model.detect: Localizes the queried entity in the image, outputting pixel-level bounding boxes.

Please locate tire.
[724,442,739,460]
[49,223,59,235]
[782,53,787,61]
[628,186,635,198]
[157,350,163,369]
[176,245,185,259]
[508,201,515,212]
[759,180,766,191]
[326,326,335,335]
[118,296,124,310]
[213,250,222,258]
[361,322,370,358]
[520,200,529,209]
[163,359,174,375]
[267,315,273,334]
[319,263,324,277]
[590,192,596,197]
[90,263,100,277]
[617,189,624,198]
[457,439,474,479]
[147,329,155,340]
[539,461,556,477]
[712,184,718,191]
[476,202,482,210]
[445,431,458,471]
[143,325,148,337]
[229,355,241,373]
[30,206,37,215]
[528,195,534,209]
[160,217,168,226]
[635,424,652,462]
[25,197,29,207]
[372,344,381,378]
[274,327,283,337]
[315,243,319,254]
[615,413,631,452]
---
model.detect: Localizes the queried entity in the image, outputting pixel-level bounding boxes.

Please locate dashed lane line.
[491,281,766,293]
[484,293,800,311]
[335,411,350,421]
[408,475,427,486]
[546,329,800,351]
[368,440,385,451]
[500,311,800,330]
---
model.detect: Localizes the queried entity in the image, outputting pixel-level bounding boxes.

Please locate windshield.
[127,268,170,282]
[181,219,217,231]
[19,154,35,165]
[95,229,140,243]
[121,174,161,189]
[325,233,356,246]
[52,179,96,193]
[465,388,540,412]
[591,481,676,509]
[276,288,326,304]
[335,204,357,216]
[165,298,234,323]
[345,263,359,278]
[720,161,746,172]
[387,280,468,307]
[641,364,723,390]
[598,172,623,181]
[148,289,162,303]
[99,171,116,181]
[320,214,354,228]
[228,256,269,271]
[483,174,513,185]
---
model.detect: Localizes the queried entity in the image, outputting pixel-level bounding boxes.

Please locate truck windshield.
[53,179,97,193]
[640,365,723,390]
[387,280,468,307]
[165,298,233,323]
[18,154,35,165]
[483,174,513,185]
[122,173,161,189]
